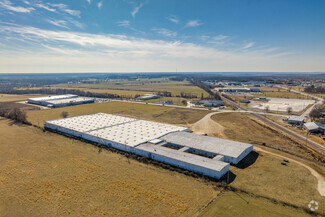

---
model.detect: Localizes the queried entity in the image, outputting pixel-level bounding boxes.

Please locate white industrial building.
[28,94,94,108]
[137,94,160,100]
[44,113,253,179]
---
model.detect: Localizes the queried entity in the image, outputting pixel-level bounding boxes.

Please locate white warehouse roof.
[137,143,230,172]
[28,94,78,102]
[288,116,304,122]
[46,97,94,105]
[45,113,253,179]
[45,113,187,147]
[160,131,253,159]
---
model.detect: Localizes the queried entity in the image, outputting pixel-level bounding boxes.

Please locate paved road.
[221,95,325,155]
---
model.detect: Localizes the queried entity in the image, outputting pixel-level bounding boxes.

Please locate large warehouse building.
[45,113,253,179]
[28,94,95,108]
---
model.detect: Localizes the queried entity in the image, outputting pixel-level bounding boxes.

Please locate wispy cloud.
[201,35,229,45]
[0,23,301,73]
[131,2,146,18]
[22,0,30,5]
[117,20,130,27]
[185,20,202,28]
[35,3,56,12]
[243,42,254,49]
[166,15,179,24]
[47,19,69,29]
[152,28,177,37]
[87,0,91,4]
[97,1,102,9]
[0,0,34,13]
[48,3,81,17]
[42,44,82,55]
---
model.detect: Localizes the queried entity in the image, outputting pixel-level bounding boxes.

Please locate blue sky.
[0,0,324,73]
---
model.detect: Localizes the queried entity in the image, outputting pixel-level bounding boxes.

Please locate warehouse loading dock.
[44,113,253,179]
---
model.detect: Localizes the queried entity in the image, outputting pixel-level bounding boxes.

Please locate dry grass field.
[54,80,210,98]
[26,101,211,127]
[0,94,45,102]
[229,149,325,214]
[20,87,155,98]
[0,118,218,217]
[255,87,312,99]
[209,112,325,214]
[199,191,314,217]
[211,112,315,159]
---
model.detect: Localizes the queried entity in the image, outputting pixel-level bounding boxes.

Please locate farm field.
[19,87,155,98]
[0,94,46,102]
[53,79,210,98]
[0,118,218,217]
[26,101,211,127]
[253,87,312,99]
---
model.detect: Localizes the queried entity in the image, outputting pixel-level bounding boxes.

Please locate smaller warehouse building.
[28,94,95,108]
[137,94,160,100]
[191,100,223,107]
[287,116,304,126]
[304,122,325,134]
[218,87,260,93]
[46,97,95,108]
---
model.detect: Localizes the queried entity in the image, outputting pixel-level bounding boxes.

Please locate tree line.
[304,85,325,94]
[0,105,30,125]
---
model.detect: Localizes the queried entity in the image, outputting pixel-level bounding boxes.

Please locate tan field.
[0,118,218,217]
[200,191,313,217]
[255,87,312,99]
[26,101,211,127]
[211,112,317,160]
[53,80,210,98]
[19,87,155,98]
[0,94,46,102]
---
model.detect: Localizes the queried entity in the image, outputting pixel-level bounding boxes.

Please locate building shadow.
[220,170,237,184]
[234,151,259,169]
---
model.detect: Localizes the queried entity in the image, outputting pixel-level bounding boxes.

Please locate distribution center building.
[28,94,94,108]
[45,113,253,179]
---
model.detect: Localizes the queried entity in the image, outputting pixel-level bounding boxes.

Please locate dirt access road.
[190,112,225,137]
[255,146,325,196]
[192,112,325,196]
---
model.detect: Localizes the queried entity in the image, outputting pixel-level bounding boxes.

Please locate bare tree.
[287,106,293,115]
[61,111,69,118]
[309,105,322,121]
